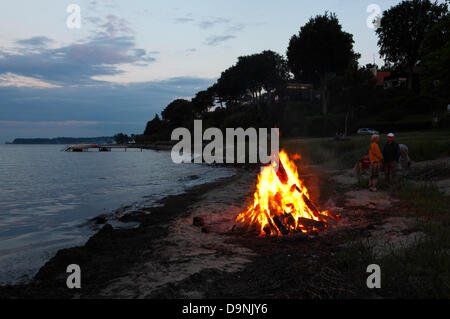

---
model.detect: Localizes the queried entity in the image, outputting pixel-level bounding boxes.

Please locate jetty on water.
[64,144,143,152]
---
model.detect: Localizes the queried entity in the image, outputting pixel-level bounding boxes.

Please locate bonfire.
[236,150,337,236]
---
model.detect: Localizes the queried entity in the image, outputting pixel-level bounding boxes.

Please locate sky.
[0,0,413,142]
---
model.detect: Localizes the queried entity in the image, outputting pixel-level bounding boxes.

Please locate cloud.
[0,35,156,85]
[205,35,236,46]
[16,36,53,48]
[86,14,134,38]
[0,76,215,120]
[0,76,215,141]
[0,73,61,89]
[174,15,231,29]
[184,48,197,56]
[197,17,230,29]
[0,13,157,87]
[173,14,246,46]
[174,17,195,24]
[225,23,246,33]
[88,0,118,12]
[0,120,102,126]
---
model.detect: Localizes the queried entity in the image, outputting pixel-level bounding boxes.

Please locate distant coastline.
[9,136,114,145]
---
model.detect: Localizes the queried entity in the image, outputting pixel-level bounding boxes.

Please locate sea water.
[0,144,235,284]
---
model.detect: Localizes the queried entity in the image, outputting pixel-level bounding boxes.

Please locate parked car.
[357,128,379,135]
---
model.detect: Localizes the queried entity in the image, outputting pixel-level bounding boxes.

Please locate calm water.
[0,144,235,284]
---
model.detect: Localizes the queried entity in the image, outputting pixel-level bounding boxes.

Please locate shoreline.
[1,156,448,298]
[0,159,338,299]
[0,170,248,298]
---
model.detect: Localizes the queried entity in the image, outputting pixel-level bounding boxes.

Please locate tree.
[253,50,290,100]
[215,64,247,105]
[144,114,163,136]
[287,12,358,115]
[191,87,216,117]
[332,65,377,135]
[422,13,450,100]
[376,0,448,89]
[161,99,194,126]
[113,133,129,144]
[215,50,289,106]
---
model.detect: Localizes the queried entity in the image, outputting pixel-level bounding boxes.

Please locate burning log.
[282,213,296,228]
[263,212,278,236]
[301,194,322,220]
[235,150,337,237]
[275,160,289,184]
[297,217,326,232]
[273,215,290,236]
[263,225,272,236]
[277,160,323,222]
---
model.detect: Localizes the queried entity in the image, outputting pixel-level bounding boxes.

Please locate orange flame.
[236,150,335,236]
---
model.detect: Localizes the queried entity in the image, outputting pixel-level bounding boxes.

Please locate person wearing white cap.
[382,133,400,185]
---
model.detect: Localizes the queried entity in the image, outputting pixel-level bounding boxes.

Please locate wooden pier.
[64,144,143,152]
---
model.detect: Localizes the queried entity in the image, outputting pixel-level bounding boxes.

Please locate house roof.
[376,71,391,86]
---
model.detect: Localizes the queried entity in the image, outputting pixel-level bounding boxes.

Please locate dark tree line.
[140,1,449,140]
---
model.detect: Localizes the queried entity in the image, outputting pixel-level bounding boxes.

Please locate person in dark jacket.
[383,133,400,185]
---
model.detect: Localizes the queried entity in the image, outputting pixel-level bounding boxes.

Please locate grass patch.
[392,180,450,216]
[335,178,450,298]
[336,225,450,298]
[281,129,450,169]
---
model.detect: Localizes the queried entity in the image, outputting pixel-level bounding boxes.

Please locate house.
[375,71,391,88]
[375,71,408,89]
[377,66,421,90]
[384,77,407,89]
[285,82,313,101]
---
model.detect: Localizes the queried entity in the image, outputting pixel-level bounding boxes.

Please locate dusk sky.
[0,0,416,142]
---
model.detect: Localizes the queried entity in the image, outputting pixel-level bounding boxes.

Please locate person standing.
[383,133,400,185]
[369,135,383,192]
[399,143,411,171]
